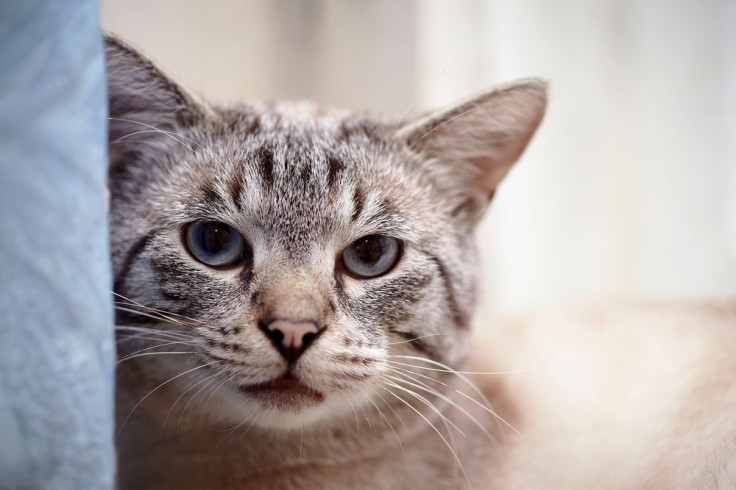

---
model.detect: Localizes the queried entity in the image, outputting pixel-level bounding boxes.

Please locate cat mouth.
[239,373,325,408]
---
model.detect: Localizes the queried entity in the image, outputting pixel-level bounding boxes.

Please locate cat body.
[474,300,736,489]
[107,34,736,489]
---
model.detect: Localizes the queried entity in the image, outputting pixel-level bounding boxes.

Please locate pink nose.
[260,320,322,363]
[268,320,319,350]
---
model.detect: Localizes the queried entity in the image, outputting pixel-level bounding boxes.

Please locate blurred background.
[101,0,736,319]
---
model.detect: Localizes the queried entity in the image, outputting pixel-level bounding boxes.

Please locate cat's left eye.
[341,235,401,278]
[184,222,248,268]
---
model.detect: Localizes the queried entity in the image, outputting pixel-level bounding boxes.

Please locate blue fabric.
[0,1,114,489]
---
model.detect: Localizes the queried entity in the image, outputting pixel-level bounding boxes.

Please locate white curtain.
[102,0,736,319]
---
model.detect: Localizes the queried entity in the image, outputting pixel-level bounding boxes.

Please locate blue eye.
[184,222,247,267]
[342,235,401,278]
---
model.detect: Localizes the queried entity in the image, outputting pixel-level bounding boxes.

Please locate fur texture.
[107,34,736,489]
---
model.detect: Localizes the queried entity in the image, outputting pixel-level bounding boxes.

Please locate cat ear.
[395,79,547,222]
[104,33,209,164]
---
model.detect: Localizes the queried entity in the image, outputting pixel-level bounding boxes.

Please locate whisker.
[368,384,410,434]
[399,92,422,120]
[199,376,233,420]
[413,102,489,145]
[387,356,523,438]
[107,117,227,172]
[387,357,529,376]
[117,340,199,363]
[339,391,362,431]
[387,333,444,346]
[365,385,408,465]
[211,410,257,451]
[114,305,197,330]
[386,363,503,442]
[117,362,216,437]
[381,379,465,437]
[385,370,494,443]
[299,426,304,462]
[177,373,223,433]
[161,369,223,436]
[116,351,196,364]
[376,384,472,489]
[110,129,167,145]
[239,412,262,437]
[115,325,195,342]
[343,390,374,429]
[113,293,215,329]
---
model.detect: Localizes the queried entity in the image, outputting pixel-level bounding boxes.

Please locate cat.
[107,33,736,489]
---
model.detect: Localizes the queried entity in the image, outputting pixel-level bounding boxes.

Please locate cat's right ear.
[395,79,547,224]
[104,33,209,166]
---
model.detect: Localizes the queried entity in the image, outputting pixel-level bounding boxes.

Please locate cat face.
[107,35,546,429]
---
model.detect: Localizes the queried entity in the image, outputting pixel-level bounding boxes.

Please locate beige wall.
[101,0,417,112]
[102,0,736,318]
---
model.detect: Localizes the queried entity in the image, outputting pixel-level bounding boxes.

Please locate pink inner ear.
[468,155,515,194]
[396,80,547,204]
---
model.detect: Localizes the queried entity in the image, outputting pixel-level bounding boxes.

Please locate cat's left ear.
[395,79,547,222]
[104,32,211,167]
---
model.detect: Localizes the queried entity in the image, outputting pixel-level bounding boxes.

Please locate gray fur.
[107,33,546,489]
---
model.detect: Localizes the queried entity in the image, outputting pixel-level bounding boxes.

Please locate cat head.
[107,34,546,429]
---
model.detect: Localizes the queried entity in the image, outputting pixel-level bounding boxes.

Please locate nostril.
[302,331,317,348]
[267,327,284,346]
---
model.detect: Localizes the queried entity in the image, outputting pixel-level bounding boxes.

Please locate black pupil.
[204,224,231,254]
[353,236,384,265]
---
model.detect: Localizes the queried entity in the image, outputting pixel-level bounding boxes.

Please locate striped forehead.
[186,129,400,258]
[243,137,351,236]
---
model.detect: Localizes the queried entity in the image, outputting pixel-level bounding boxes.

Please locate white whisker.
[377,385,472,489]
[118,362,215,437]
[365,385,408,465]
[387,357,530,376]
[107,117,227,172]
[177,373,223,433]
[114,305,196,330]
[388,356,523,438]
[161,369,223,435]
[199,376,233,420]
[385,370,494,443]
[339,391,362,432]
[381,379,465,437]
[117,340,199,364]
[115,325,195,342]
[212,410,257,451]
[112,293,215,329]
[387,333,444,345]
[116,351,195,364]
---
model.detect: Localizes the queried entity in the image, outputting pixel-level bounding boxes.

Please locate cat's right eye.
[184,222,248,268]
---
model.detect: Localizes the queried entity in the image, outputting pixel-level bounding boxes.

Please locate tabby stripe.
[336,119,373,143]
[242,115,261,134]
[204,352,247,367]
[228,165,244,211]
[258,147,275,188]
[326,156,344,189]
[351,185,365,222]
[200,181,221,206]
[297,161,312,187]
[114,232,154,293]
[333,271,349,306]
[425,253,468,329]
[376,272,433,324]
